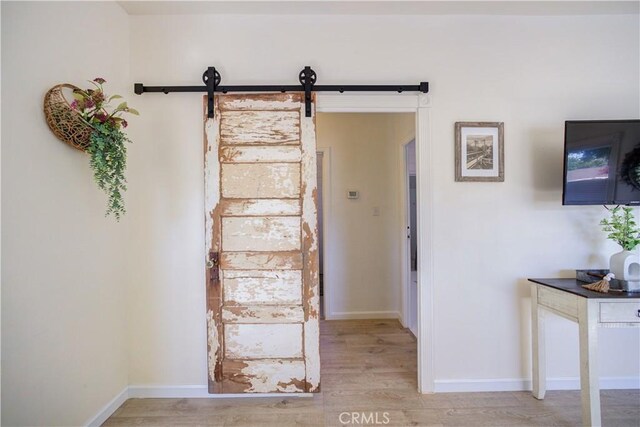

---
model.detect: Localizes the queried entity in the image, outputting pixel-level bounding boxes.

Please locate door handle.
[208,251,220,284]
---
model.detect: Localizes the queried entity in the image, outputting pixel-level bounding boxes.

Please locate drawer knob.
[637,310,640,318]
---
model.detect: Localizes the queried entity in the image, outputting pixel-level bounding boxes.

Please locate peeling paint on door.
[220,146,302,163]
[221,163,301,199]
[222,359,306,393]
[225,324,303,359]
[204,93,319,393]
[222,305,304,323]
[206,309,220,381]
[221,251,303,270]
[299,96,321,392]
[219,199,301,217]
[222,217,301,252]
[220,111,300,145]
[223,270,303,305]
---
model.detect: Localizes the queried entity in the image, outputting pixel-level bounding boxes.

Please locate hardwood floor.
[104,319,640,426]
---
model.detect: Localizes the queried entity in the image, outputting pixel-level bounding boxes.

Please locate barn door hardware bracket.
[134,66,429,119]
[203,67,221,119]
[299,66,316,117]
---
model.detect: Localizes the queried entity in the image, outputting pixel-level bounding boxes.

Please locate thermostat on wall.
[347,190,359,199]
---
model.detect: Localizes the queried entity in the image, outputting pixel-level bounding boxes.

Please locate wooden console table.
[528,278,640,427]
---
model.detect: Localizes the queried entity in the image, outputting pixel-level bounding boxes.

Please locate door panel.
[204,93,320,393]
[221,163,301,199]
[224,324,304,359]
[222,359,306,393]
[220,110,300,145]
[223,270,303,306]
[221,217,301,252]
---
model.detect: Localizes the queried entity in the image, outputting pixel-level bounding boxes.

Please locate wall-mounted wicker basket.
[44,84,93,151]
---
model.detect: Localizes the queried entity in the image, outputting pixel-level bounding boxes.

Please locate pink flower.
[95,112,108,123]
[85,99,95,109]
[122,119,128,128]
[93,77,106,84]
[70,100,79,110]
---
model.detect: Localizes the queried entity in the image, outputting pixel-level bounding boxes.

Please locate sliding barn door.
[204,93,320,393]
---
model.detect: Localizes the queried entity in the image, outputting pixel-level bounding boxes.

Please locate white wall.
[1,5,637,425]
[1,2,130,425]
[316,113,414,320]
[127,12,639,389]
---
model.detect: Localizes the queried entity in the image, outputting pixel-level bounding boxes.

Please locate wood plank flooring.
[104,319,640,426]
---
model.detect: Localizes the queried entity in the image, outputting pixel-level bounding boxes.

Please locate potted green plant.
[69,78,139,220]
[600,206,640,290]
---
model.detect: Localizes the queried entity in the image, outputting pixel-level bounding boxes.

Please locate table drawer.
[538,286,578,318]
[599,302,640,323]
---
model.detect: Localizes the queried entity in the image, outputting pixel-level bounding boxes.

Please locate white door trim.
[399,139,415,331]
[399,140,410,329]
[316,93,435,394]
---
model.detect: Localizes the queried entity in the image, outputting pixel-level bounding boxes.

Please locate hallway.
[104,320,639,426]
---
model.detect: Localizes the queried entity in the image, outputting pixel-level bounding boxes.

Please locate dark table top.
[528,278,640,299]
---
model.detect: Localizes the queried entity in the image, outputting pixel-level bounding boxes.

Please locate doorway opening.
[315,92,433,393]
[404,139,418,337]
[315,112,420,392]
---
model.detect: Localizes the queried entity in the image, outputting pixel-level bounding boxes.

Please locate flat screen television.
[563,120,640,206]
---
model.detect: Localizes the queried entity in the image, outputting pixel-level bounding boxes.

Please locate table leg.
[531,284,546,399]
[578,299,601,427]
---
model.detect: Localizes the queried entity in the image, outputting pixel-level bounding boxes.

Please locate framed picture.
[455,122,504,182]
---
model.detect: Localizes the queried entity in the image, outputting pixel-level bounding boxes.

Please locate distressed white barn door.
[204,93,320,393]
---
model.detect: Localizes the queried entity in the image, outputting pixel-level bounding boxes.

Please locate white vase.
[610,249,640,291]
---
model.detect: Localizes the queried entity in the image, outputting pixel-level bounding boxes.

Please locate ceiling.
[118,1,640,16]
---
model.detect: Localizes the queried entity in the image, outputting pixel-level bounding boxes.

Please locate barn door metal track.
[134,66,429,118]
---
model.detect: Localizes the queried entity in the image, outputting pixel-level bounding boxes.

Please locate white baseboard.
[128,384,312,398]
[434,377,640,393]
[325,310,401,320]
[85,386,129,427]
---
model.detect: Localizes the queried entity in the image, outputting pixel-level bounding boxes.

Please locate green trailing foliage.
[70,78,138,220]
[87,123,130,220]
[599,206,640,251]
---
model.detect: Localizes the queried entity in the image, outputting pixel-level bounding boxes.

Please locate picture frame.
[455,121,504,182]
